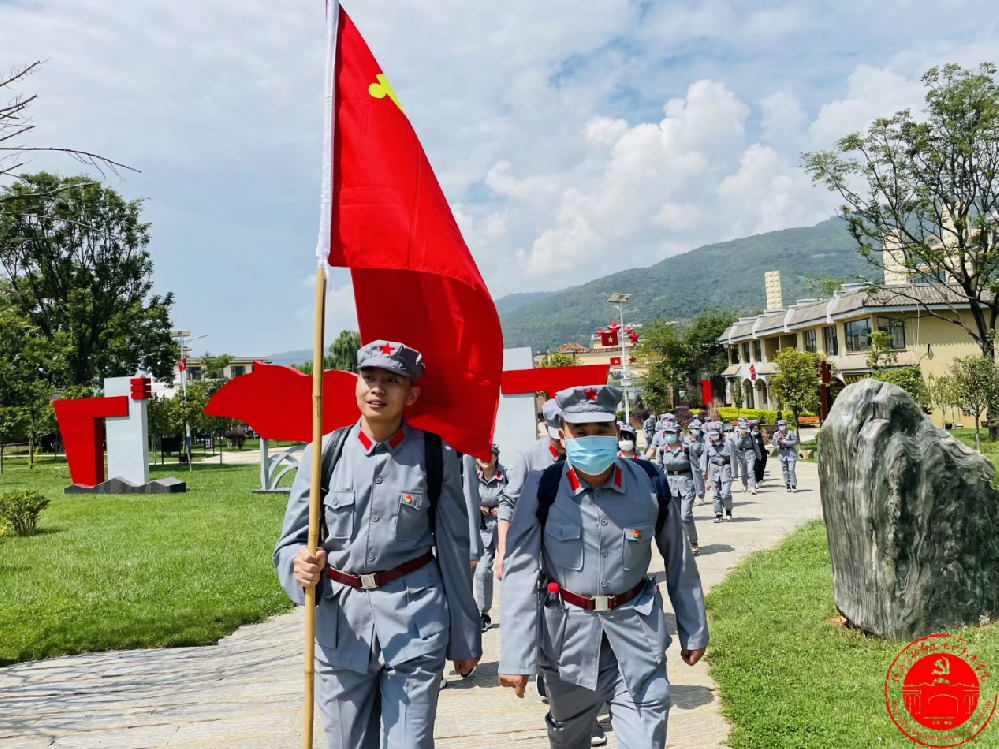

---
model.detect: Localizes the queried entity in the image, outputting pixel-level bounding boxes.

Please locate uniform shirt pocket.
[622,522,656,571]
[544,521,584,571]
[396,491,429,541]
[325,490,355,540]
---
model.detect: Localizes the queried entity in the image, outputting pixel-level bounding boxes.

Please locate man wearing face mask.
[496,398,566,581]
[656,422,703,556]
[685,419,707,506]
[774,419,799,492]
[701,422,738,522]
[733,421,762,495]
[473,444,507,632]
[498,385,708,748]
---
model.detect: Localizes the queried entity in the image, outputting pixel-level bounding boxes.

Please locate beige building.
[719,276,981,426]
[534,338,650,380]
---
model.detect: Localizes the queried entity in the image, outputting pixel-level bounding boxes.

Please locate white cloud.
[2,0,998,354]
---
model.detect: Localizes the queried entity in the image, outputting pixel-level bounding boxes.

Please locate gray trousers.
[316,645,446,749]
[710,465,734,516]
[475,515,497,613]
[739,449,757,490]
[667,475,698,547]
[780,454,798,488]
[540,639,669,748]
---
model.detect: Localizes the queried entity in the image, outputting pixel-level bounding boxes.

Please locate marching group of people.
[274,339,803,748]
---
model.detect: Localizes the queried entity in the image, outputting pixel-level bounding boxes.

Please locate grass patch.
[0,461,293,665]
[705,521,999,748]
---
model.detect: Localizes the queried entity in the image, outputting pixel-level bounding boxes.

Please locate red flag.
[320,8,502,460]
[178,358,187,373]
[610,356,622,366]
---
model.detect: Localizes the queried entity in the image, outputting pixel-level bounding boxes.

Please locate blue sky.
[1,0,997,356]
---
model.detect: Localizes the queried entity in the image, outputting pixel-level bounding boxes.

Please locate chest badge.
[631,528,641,539]
[404,494,413,504]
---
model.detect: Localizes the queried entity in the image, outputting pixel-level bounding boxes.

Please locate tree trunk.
[0,442,4,474]
[976,416,982,452]
[28,432,34,470]
[820,379,999,639]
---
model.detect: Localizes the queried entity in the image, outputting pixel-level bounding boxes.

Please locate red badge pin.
[547,582,560,594]
[632,529,640,539]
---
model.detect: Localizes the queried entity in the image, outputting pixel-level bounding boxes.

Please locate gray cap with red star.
[555,385,622,424]
[356,340,425,381]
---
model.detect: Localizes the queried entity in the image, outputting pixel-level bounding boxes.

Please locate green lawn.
[0,461,294,666]
[705,521,999,748]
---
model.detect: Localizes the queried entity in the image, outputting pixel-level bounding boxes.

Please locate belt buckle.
[593,596,610,612]
[360,574,378,590]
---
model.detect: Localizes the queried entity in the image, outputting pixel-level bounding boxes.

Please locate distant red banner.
[502,365,611,395]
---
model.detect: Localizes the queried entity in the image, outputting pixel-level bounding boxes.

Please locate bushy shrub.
[224,429,248,450]
[717,407,815,426]
[0,490,50,536]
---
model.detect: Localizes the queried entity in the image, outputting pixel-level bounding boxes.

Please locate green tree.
[731,377,744,413]
[804,277,845,297]
[866,330,899,373]
[0,407,26,474]
[870,366,931,409]
[539,352,576,368]
[641,362,673,415]
[0,173,178,387]
[199,352,234,380]
[769,348,823,438]
[326,330,362,372]
[803,62,999,434]
[947,355,999,451]
[637,312,736,403]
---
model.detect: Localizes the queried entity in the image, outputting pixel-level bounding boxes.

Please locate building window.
[823,326,839,356]
[189,367,202,381]
[231,365,246,378]
[803,329,817,353]
[753,340,762,361]
[877,317,906,350]
[742,342,750,362]
[731,347,740,364]
[845,318,872,353]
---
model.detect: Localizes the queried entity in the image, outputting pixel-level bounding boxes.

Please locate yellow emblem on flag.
[369,73,405,114]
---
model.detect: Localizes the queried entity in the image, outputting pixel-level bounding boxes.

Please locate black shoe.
[480,612,492,632]
[591,722,607,746]
[714,515,723,523]
[725,512,733,521]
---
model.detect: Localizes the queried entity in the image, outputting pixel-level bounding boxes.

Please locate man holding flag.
[277,2,502,746]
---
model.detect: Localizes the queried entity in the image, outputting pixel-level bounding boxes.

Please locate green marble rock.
[819,379,999,640]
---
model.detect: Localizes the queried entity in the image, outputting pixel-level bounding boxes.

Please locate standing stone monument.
[819,379,999,640]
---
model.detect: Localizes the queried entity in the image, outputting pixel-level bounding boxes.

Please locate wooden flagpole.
[303,267,327,748]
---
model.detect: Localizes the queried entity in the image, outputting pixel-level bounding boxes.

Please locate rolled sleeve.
[655,497,709,651]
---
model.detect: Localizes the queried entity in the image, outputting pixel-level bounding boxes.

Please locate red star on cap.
[584,388,598,401]
[379,343,394,355]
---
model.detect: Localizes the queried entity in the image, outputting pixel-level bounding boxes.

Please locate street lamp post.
[170,330,207,470]
[607,293,633,424]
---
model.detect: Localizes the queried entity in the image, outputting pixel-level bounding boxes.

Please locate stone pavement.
[0,461,822,748]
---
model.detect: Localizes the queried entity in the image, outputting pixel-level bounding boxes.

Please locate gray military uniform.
[774,427,799,488]
[700,434,738,518]
[732,429,762,491]
[274,421,482,749]
[461,453,485,562]
[500,458,709,747]
[497,436,562,523]
[643,415,656,448]
[660,442,704,547]
[473,463,508,614]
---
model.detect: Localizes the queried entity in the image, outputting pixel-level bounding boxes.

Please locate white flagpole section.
[315,0,341,275]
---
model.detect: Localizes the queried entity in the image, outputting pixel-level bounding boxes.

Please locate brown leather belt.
[558,580,647,612]
[327,550,434,590]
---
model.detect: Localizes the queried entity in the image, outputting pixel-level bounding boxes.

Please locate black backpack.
[536,458,671,536]
[318,426,444,541]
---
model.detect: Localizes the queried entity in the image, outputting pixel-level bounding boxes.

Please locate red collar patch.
[357,430,373,451]
[357,428,405,452]
[614,464,623,488]
[388,430,405,450]
[566,467,581,492]
[549,444,559,460]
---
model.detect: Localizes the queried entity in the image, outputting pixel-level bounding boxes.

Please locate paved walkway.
[0,462,822,748]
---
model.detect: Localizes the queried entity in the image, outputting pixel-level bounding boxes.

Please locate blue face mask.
[564,435,619,475]
[665,433,678,444]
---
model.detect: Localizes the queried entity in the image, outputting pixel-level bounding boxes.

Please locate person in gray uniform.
[643,413,657,451]
[701,422,738,523]
[473,444,507,632]
[273,340,481,749]
[774,419,799,492]
[462,452,485,566]
[498,385,708,748]
[686,419,708,505]
[732,422,762,495]
[658,422,703,555]
[496,397,566,580]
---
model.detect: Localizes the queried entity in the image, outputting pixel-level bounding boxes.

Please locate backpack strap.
[632,458,671,536]
[318,426,352,542]
[535,458,566,534]
[423,431,444,535]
